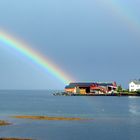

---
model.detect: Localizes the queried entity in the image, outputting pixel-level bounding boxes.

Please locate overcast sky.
[0,0,140,89]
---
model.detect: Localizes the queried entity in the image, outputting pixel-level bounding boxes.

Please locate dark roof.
[98,83,113,86]
[69,82,94,86]
[65,83,93,88]
[65,82,115,89]
[131,80,140,85]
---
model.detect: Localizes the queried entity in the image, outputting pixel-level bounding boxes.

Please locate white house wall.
[129,82,140,92]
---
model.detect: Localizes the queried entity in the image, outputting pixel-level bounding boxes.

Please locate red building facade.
[65,82,117,94]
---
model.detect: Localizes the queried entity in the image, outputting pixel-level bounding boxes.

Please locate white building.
[129,80,140,92]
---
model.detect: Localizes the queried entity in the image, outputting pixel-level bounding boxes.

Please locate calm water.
[0,90,140,140]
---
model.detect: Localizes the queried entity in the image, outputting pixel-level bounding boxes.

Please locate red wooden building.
[65,82,117,94]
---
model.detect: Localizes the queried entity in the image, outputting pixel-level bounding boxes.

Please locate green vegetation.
[136,90,140,94]
[117,85,123,92]
[122,89,129,93]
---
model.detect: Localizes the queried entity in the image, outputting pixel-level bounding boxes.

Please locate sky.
[0,0,140,89]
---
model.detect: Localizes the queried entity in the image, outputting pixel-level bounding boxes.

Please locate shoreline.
[53,92,140,96]
[0,138,32,140]
[12,115,87,121]
[0,120,11,126]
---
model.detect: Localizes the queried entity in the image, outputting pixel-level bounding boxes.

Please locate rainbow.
[99,0,140,32]
[0,30,74,84]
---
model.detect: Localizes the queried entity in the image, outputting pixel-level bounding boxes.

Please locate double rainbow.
[0,30,74,84]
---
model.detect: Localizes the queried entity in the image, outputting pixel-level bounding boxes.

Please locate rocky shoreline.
[53,92,140,96]
[0,121,32,140]
[0,115,87,140]
[0,120,11,126]
[0,138,32,140]
[12,115,86,121]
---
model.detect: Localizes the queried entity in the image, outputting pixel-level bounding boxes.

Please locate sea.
[0,90,140,140]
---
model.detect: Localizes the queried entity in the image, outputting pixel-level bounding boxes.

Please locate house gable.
[129,81,140,92]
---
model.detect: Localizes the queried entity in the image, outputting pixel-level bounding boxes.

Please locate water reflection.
[128,96,140,116]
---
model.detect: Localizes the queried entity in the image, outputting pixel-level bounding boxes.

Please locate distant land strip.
[0,120,11,126]
[53,92,140,96]
[0,138,32,140]
[12,115,88,121]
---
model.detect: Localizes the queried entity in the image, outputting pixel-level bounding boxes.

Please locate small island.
[53,81,140,96]
[0,138,32,140]
[0,120,11,126]
[12,115,86,121]
[0,121,32,140]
